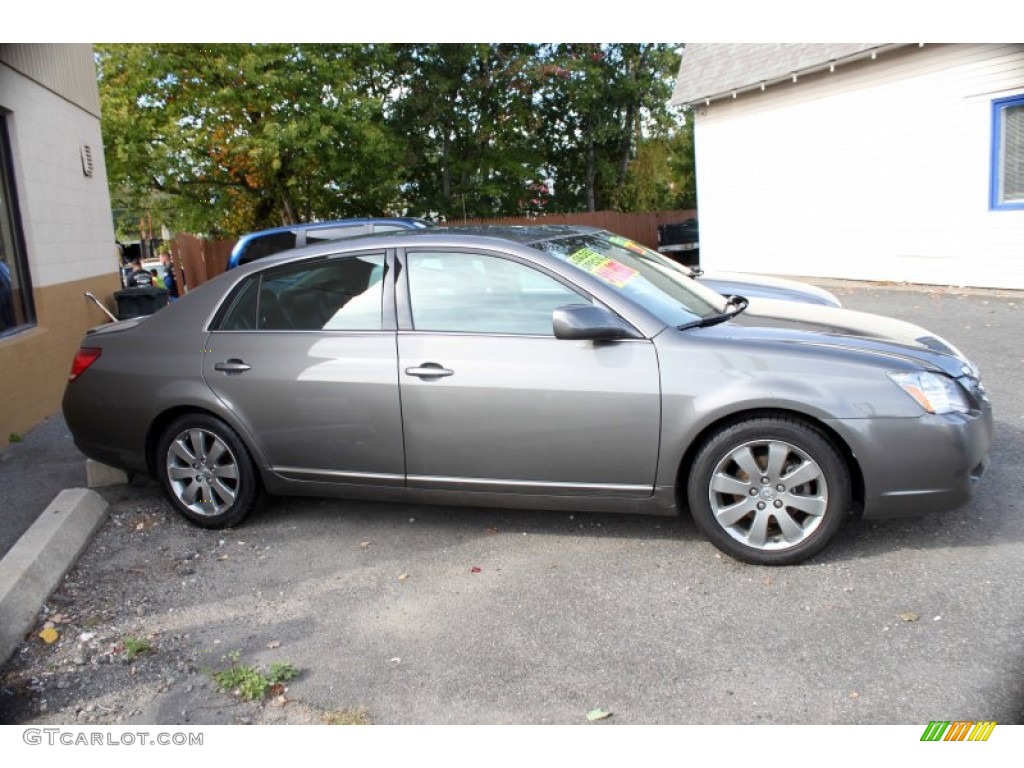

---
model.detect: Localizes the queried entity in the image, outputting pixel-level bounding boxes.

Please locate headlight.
[888,371,970,414]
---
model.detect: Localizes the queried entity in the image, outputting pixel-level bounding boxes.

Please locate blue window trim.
[990,94,1024,211]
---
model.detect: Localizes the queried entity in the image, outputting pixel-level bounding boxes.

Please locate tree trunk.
[585,138,596,212]
[281,194,297,225]
[441,131,452,203]
[617,102,636,189]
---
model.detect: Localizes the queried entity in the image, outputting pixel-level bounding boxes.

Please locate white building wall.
[0,53,116,288]
[693,43,1024,289]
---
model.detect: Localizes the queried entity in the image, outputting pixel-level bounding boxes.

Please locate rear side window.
[217,278,259,330]
[217,254,387,331]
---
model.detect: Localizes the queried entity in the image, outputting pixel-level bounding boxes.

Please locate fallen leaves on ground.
[586,708,612,722]
[38,628,59,644]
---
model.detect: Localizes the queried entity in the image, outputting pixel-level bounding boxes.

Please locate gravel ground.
[0,482,339,725]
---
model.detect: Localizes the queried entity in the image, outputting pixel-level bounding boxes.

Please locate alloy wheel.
[708,438,828,551]
[165,427,241,517]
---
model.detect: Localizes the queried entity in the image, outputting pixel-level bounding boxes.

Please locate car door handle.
[214,359,252,374]
[405,363,454,380]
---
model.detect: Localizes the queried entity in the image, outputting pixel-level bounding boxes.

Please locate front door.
[397,249,661,496]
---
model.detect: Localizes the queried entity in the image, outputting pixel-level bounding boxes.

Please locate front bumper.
[826,404,994,518]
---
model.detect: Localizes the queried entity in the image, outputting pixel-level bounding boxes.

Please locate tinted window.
[305,224,369,243]
[219,255,386,331]
[259,255,386,330]
[239,231,299,265]
[217,277,259,330]
[407,251,586,335]
[0,115,34,335]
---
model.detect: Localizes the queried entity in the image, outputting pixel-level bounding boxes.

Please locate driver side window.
[407,251,587,335]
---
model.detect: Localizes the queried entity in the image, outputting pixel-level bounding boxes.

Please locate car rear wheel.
[157,414,259,528]
[687,417,851,565]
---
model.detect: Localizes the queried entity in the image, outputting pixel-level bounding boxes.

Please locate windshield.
[530,231,728,326]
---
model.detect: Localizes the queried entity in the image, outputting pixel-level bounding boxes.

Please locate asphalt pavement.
[0,413,86,559]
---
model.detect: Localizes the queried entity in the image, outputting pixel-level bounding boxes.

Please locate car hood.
[699,271,842,307]
[711,297,977,378]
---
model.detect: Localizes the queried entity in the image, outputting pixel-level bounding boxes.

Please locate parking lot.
[1,279,1021,725]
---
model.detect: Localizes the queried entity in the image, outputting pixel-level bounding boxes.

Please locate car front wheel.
[157,413,259,528]
[687,417,851,565]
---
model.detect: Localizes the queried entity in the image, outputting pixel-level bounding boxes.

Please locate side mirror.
[552,304,637,341]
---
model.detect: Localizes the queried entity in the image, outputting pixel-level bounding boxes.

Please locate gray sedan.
[63,226,992,565]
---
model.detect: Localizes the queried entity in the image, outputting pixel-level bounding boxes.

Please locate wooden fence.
[168,233,235,292]
[169,209,698,290]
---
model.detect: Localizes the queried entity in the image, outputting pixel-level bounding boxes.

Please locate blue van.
[228,217,434,270]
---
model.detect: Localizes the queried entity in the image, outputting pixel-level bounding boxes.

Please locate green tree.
[387,44,545,220]
[618,114,696,211]
[96,44,403,237]
[96,43,690,234]
[535,43,683,212]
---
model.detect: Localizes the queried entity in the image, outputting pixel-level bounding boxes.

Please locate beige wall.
[0,44,119,446]
[0,273,119,447]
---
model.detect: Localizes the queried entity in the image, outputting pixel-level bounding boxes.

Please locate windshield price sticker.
[567,247,639,287]
[608,235,649,256]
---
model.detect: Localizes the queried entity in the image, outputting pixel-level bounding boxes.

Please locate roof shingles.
[671,43,886,105]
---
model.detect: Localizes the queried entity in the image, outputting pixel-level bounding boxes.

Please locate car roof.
[225,226,606,276]
[230,222,607,268]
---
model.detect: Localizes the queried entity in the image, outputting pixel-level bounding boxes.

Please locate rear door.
[203,251,404,486]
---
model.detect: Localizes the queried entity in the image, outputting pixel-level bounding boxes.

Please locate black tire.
[687,416,851,566]
[156,413,259,528]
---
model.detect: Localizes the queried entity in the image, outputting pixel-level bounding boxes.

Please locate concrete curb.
[0,488,108,666]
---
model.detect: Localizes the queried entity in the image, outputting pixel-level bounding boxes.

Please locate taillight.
[69,347,102,382]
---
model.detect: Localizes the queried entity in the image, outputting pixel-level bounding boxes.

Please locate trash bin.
[113,287,169,320]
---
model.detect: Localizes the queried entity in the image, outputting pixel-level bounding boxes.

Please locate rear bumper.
[826,405,994,518]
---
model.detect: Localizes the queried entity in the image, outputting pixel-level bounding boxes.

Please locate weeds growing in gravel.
[210,651,298,702]
[122,636,154,660]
